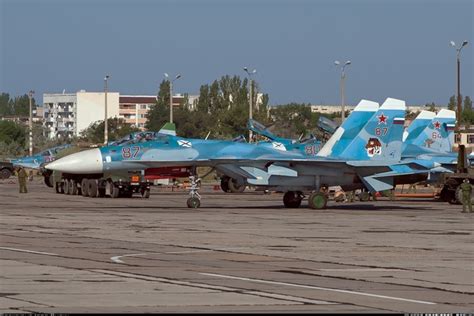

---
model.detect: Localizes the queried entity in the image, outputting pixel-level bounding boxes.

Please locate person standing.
[17,167,28,193]
[460,178,472,213]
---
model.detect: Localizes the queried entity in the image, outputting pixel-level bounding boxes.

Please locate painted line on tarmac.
[0,246,59,256]
[110,253,147,264]
[165,250,213,254]
[200,272,436,305]
[316,268,404,272]
[92,269,333,305]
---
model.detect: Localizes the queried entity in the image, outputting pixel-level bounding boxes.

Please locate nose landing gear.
[187,175,201,208]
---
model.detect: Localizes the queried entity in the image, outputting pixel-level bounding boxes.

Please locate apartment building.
[43,91,119,139]
[119,95,156,130]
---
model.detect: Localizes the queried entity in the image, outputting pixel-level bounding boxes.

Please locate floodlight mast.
[164,73,182,123]
[104,75,110,145]
[334,60,351,122]
[450,40,469,141]
[243,67,257,142]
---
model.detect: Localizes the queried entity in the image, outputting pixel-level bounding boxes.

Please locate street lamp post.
[334,60,351,122]
[104,75,110,145]
[450,40,469,134]
[28,90,34,156]
[164,73,182,123]
[243,67,257,142]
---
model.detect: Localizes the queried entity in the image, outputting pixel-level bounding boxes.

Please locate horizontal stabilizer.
[268,164,298,177]
[360,175,394,193]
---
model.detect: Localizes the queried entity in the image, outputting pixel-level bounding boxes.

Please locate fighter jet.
[11,144,72,170]
[249,99,380,158]
[48,98,428,209]
[402,109,456,158]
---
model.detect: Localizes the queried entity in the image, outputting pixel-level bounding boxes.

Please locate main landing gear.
[308,192,328,209]
[282,190,328,209]
[283,191,304,208]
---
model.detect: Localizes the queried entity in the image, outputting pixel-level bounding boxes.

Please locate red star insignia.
[433,120,441,129]
[377,113,388,124]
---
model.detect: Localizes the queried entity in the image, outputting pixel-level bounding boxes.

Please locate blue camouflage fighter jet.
[11,144,72,170]
[47,97,443,209]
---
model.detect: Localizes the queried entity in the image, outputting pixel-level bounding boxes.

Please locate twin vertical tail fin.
[408,109,456,153]
[403,110,436,142]
[337,98,406,161]
[317,99,379,158]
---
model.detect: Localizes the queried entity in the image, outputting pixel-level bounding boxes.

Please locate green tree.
[448,95,456,111]
[0,93,11,116]
[270,103,314,138]
[0,120,26,145]
[425,102,436,112]
[80,118,139,143]
[464,96,472,111]
[0,120,27,158]
[145,80,170,131]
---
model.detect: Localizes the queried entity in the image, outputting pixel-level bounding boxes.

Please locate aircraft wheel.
[141,188,151,199]
[44,175,53,188]
[81,179,89,197]
[220,177,231,193]
[283,191,302,208]
[308,192,327,209]
[359,191,370,202]
[69,179,77,195]
[88,179,98,198]
[187,197,201,208]
[228,178,246,193]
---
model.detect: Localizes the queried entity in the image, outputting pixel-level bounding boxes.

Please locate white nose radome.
[46,148,103,174]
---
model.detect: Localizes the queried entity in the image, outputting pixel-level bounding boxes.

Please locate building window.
[456,134,461,143]
[141,104,147,109]
[468,134,474,144]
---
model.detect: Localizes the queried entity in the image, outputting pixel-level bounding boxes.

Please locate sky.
[0,0,473,106]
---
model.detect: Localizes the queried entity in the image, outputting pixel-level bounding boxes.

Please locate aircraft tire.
[187,197,201,208]
[88,180,98,198]
[220,177,231,193]
[81,179,89,197]
[44,175,53,188]
[228,178,246,193]
[308,192,327,209]
[283,191,302,208]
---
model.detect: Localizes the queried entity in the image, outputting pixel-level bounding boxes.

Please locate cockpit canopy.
[110,132,169,146]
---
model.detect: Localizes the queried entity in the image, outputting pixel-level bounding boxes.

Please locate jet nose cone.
[46,148,103,174]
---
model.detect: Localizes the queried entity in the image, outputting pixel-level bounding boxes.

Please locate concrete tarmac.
[0,180,472,313]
